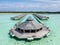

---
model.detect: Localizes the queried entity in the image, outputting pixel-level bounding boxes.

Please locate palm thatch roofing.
[33,13,49,20]
[18,14,42,23]
[16,16,43,30]
[11,13,26,20]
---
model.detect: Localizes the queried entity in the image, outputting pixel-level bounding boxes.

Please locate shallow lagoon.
[0,13,60,45]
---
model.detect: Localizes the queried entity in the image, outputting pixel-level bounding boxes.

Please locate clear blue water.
[0,13,60,45]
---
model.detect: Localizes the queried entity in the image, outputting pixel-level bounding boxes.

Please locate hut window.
[18,28,20,30]
[20,29,23,33]
[31,30,35,33]
[15,28,20,32]
[40,27,42,30]
[37,29,39,32]
[25,30,30,33]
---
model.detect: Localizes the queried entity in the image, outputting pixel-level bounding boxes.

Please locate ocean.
[0,13,60,45]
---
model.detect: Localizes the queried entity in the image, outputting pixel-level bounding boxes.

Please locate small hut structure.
[9,15,50,40]
[11,13,26,20]
[33,13,49,20]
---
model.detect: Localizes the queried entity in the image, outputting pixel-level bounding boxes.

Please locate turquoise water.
[0,13,60,45]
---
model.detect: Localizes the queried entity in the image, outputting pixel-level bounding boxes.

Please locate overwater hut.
[33,13,49,20]
[11,13,26,20]
[9,15,50,40]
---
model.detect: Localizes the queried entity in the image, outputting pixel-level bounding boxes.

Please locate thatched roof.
[16,16,43,30]
[33,13,49,20]
[26,16,33,21]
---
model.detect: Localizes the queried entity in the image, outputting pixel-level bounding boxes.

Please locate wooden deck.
[10,26,50,39]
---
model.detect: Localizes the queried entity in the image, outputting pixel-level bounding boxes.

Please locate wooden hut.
[33,13,49,20]
[9,15,50,40]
